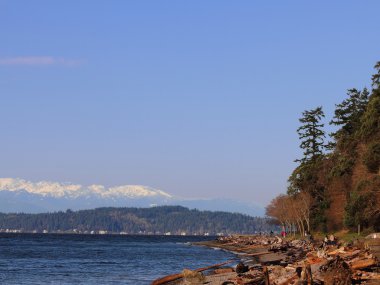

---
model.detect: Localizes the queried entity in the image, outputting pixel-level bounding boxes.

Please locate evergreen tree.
[289,107,328,231]
[296,106,326,163]
[330,88,369,139]
[360,62,380,138]
[372,61,380,89]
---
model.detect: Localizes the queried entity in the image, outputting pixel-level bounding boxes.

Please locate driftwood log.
[151,260,235,285]
[305,263,313,285]
[263,266,270,285]
[350,258,377,270]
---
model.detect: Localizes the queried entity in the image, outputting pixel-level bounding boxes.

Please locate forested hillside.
[267,61,380,233]
[0,206,273,235]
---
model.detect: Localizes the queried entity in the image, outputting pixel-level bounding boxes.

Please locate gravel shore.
[152,234,380,285]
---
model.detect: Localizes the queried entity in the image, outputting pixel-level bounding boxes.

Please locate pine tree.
[330,88,369,139]
[360,62,380,138]
[372,61,380,89]
[296,106,326,163]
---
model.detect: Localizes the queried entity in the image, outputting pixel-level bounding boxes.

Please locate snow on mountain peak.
[0,178,172,199]
[107,185,172,198]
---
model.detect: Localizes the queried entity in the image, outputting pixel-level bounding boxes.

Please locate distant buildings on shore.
[0,228,227,236]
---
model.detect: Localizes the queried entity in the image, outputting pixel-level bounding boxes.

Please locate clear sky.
[1,1,379,206]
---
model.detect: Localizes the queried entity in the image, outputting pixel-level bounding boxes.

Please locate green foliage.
[359,95,380,139]
[355,179,371,192]
[0,206,275,235]
[288,106,328,229]
[288,157,325,195]
[359,62,380,139]
[330,88,369,139]
[329,155,355,177]
[287,158,329,232]
[287,164,306,195]
[344,187,376,229]
[344,178,379,230]
[296,106,326,163]
[310,185,329,232]
[372,61,380,89]
[363,142,380,173]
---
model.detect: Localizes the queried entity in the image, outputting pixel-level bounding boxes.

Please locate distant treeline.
[0,206,275,235]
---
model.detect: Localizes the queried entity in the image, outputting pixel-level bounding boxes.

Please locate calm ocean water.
[0,233,236,285]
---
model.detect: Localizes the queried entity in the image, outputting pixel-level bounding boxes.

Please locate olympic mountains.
[0,178,264,216]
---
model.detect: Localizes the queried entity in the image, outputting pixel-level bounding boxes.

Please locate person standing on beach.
[281,226,286,238]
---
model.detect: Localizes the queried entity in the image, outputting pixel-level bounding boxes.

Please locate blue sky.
[0,1,379,205]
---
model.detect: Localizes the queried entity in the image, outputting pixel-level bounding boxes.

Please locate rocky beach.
[152,234,380,285]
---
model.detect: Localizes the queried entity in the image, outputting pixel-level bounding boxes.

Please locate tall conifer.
[296,106,326,163]
[330,88,369,139]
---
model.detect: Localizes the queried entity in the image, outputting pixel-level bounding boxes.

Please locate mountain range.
[0,178,264,216]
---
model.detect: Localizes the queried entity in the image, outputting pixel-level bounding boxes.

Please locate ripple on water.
[0,234,235,285]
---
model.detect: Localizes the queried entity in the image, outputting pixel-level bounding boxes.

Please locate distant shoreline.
[0,231,219,237]
[0,206,272,236]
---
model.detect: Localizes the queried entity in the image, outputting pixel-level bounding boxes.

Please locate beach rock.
[235,262,249,273]
[182,269,205,284]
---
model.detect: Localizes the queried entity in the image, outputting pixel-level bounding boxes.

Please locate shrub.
[344,179,377,229]
[363,142,380,173]
[329,156,355,177]
[360,95,380,138]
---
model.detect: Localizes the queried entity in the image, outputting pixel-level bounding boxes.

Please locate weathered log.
[305,263,312,285]
[352,272,380,281]
[359,274,380,280]
[341,249,361,260]
[278,274,298,285]
[241,251,270,257]
[259,253,287,265]
[151,259,235,285]
[263,266,270,285]
[214,268,234,274]
[151,273,183,285]
[350,258,377,270]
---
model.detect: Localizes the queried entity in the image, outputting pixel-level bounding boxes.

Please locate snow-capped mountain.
[0,178,264,216]
[0,178,172,199]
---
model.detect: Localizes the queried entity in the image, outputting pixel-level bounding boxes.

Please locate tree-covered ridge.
[0,206,273,235]
[267,61,380,234]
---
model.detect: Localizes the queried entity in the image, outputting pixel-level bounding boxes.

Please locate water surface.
[0,233,235,284]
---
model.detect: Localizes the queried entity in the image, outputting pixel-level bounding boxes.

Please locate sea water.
[0,233,235,284]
